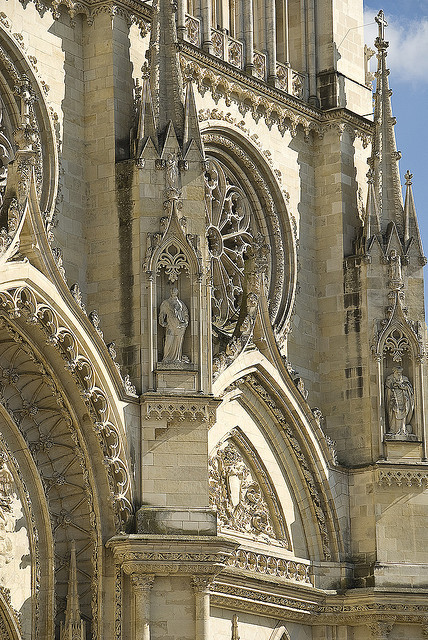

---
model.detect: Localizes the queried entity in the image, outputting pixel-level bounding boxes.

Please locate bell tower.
[327,10,428,590]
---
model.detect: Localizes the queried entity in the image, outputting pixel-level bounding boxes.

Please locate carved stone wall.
[0,454,31,640]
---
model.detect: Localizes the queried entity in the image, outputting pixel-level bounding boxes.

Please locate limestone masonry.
[0,0,427,638]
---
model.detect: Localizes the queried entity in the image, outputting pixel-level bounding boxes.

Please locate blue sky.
[363,2,428,311]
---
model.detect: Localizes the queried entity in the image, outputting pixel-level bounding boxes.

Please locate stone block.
[136,506,217,535]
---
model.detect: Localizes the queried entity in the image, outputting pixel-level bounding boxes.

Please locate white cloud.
[364,7,428,84]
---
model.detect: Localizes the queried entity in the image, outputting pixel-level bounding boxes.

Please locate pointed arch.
[0,586,22,640]
[269,625,291,640]
[0,21,58,218]
[0,262,137,637]
[209,426,292,549]
[0,267,134,529]
[212,349,344,564]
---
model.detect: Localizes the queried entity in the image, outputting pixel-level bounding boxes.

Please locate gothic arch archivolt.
[212,350,343,565]
[0,269,135,638]
[0,586,22,640]
[0,20,58,217]
[0,270,134,527]
[0,317,102,637]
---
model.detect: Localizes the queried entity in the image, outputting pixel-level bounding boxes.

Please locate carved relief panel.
[209,432,291,548]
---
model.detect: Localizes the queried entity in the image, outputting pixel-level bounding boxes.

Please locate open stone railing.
[183,16,306,100]
[227,548,312,584]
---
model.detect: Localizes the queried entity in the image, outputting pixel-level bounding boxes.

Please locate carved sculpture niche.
[144,154,203,392]
[209,432,291,548]
[372,250,425,457]
[383,331,415,439]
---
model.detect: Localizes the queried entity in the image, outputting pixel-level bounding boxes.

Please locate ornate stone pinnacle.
[366,168,375,184]
[405,169,413,185]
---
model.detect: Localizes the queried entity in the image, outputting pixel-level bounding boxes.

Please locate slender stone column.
[201,0,213,54]
[177,0,186,40]
[130,574,155,640]
[192,576,212,640]
[266,0,277,85]
[243,0,254,74]
[306,0,318,106]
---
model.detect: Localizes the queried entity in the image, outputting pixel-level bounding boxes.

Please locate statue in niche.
[389,249,403,286]
[385,365,414,435]
[158,287,189,364]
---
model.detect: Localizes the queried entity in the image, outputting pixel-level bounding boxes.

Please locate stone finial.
[375,10,388,45]
[403,169,425,258]
[404,169,413,185]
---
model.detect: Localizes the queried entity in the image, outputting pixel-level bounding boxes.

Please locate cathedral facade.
[0,0,427,638]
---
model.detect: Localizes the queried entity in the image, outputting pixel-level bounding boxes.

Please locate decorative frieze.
[377,468,428,488]
[212,580,428,625]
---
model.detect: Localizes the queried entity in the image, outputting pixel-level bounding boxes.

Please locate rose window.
[204,158,253,333]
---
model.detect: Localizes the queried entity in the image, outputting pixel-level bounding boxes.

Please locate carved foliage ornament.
[0,99,13,210]
[209,439,286,546]
[0,458,13,571]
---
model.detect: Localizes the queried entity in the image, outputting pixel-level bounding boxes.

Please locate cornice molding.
[211,579,428,625]
[181,43,373,143]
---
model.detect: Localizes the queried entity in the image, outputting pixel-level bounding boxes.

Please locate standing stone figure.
[159,288,189,363]
[385,366,414,435]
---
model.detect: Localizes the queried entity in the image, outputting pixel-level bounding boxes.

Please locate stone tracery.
[204,157,253,332]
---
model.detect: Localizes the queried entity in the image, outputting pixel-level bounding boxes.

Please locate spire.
[60,541,85,640]
[370,10,404,235]
[149,0,185,144]
[133,0,203,159]
[134,65,158,158]
[364,167,381,247]
[404,170,425,258]
[183,81,203,157]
